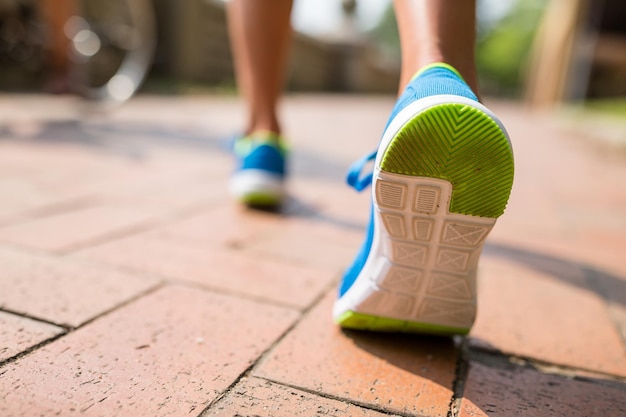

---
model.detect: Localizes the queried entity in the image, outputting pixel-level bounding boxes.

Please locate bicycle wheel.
[70,0,156,104]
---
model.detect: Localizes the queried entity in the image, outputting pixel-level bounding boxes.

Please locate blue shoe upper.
[338,63,478,297]
[233,133,287,177]
[386,65,478,131]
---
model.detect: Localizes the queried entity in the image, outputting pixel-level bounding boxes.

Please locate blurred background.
[0,0,625,116]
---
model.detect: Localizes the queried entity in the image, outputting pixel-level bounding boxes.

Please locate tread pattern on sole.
[336,173,493,332]
[379,103,514,218]
[336,102,514,335]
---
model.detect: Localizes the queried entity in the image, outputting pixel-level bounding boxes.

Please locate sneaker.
[333,63,514,335]
[230,131,287,207]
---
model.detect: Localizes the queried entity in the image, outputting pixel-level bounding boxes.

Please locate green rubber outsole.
[336,311,470,336]
[240,192,282,208]
[380,103,514,218]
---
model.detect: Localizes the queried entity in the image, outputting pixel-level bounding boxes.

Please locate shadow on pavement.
[0,118,352,182]
[0,118,227,158]
[485,242,626,309]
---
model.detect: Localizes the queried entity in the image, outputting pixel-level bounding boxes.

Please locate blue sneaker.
[230,131,287,207]
[333,63,515,335]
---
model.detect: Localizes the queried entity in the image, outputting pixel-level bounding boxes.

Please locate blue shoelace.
[346,150,377,192]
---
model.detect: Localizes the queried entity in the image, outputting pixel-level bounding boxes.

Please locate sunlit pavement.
[1,93,625,416]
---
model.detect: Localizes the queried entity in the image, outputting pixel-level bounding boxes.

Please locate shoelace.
[346,150,377,192]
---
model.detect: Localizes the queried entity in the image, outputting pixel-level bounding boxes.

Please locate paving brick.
[254,292,458,416]
[0,136,224,227]
[469,256,626,377]
[0,312,64,362]
[608,302,626,349]
[486,104,626,286]
[0,176,74,222]
[246,217,364,270]
[0,249,158,327]
[0,174,98,227]
[104,95,243,134]
[102,176,228,215]
[580,254,626,349]
[0,161,228,246]
[286,177,371,233]
[0,205,161,253]
[204,376,400,416]
[154,203,283,248]
[78,232,335,310]
[283,95,388,162]
[491,208,626,290]
[0,285,299,417]
[0,143,151,219]
[459,360,626,417]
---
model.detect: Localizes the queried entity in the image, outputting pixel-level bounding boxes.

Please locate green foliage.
[476,0,547,97]
[584,98,626,119]
[368,3,400,61]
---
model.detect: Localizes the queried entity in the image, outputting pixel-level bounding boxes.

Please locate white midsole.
[333,172,496,328]
[230,169,285,198]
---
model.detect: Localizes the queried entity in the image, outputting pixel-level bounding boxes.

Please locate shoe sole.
[333,95,514,335]
[230,169,285,207]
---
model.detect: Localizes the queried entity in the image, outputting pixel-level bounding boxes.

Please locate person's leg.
[394,0,478,95]
[227,0,293,207]
[226,0,293,135]
[39,0,78,93]
[334,0,514,334]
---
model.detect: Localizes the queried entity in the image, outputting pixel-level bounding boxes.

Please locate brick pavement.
[0,94,625,416]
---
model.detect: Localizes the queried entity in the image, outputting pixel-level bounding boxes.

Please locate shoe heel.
[335,98,514,334]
